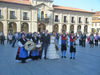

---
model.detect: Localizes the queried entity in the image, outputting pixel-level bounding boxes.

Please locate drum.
[24,41,35,51]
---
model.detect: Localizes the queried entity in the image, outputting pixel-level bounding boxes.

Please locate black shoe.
[61,56,63,58]
[64,56,66,58]
[44,57,46,59]
[21,60,26,63]
[70,57,72,59]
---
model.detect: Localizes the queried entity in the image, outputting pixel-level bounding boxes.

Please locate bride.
[47,32,59,59]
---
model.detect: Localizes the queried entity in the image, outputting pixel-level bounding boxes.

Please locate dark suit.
[41,33,50,59]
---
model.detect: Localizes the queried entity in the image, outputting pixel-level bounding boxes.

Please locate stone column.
[17,21,21,32]
[32,22,37,32]
[81,25,84,33]
[74,25,77,33]
[46,24,53,33]
[3,21,8,37]
[88,24,91,34]
[28,23,32,32]
[67,24,70,33]
[59,24,62,33]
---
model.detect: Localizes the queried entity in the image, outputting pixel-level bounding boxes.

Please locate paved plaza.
[0,42,100,75]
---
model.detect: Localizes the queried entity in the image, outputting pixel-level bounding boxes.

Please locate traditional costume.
[69,34,76,59]
[61,34,67,58]
[89,34,94,47]
[30,35,39,60]
[16,35,28,63]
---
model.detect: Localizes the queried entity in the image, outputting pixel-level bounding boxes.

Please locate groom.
[41,30,50,59]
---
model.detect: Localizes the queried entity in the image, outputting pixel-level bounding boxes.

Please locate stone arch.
[53,24,59,33]
[21,22,29,33]
[70,25,74,33]
[77,25,81,34]
[8,22,17,34]
[38,23,46,32]
[0,22,3,32]
[84,25,88,34]
[62,24,67,32]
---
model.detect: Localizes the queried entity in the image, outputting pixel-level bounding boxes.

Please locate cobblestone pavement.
[0,42,100,75]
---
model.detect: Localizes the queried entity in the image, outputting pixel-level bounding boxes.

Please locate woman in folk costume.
[69,31,77,59]
[30,32,39,60]
[46,32,59,59]
[89,33,94,48]
[16,34,28,63]
[61,31,67,58]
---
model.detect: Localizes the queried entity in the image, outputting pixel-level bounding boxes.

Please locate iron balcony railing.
[38,18,49,23]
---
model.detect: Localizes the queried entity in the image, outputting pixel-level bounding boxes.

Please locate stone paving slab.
[0,43,100,75]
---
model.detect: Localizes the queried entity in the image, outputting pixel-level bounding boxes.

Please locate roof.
[0,0,31,5]
[53,5,95,14]
[94,11,100,16]
[0,0,95,14]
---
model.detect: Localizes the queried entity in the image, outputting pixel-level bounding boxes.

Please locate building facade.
[92,11,100,34]
[0,0,94,36]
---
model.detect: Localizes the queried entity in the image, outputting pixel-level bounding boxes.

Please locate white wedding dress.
[47,36,59,59]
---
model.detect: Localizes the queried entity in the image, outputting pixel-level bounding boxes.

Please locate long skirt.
[47,43,59,59]
[16,47,28,60]
[89,40,94,44]
[29,48,39,60]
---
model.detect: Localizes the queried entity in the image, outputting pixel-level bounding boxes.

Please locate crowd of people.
[0,31,100,63]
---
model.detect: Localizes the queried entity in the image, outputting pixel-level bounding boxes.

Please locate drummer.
[16,34,28,63]
[30,32,39,60]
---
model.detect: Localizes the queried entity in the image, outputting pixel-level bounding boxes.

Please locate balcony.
[38,18,49,23]
[23,17,29,20]
[55,19,59,22]
[71,20,75,23]
[85,21,89,24]
[79,21,82,24]
[64,20,68,23]
[10,15,17,19]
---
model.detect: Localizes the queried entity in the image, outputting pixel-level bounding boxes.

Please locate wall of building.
[0,2,93,37]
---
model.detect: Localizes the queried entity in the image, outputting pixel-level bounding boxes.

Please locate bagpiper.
[69,31,76,59]
[61,30,67,58]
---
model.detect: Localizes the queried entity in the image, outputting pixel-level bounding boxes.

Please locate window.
[95,23,97,26]
[0,10,3,19]
[23,12,29,20]
[10,11,16,19]
[92,23,93,27]
[41,11,44,19]
[64,16,67,22]
[79,17,82,23]
[71,17,75,23]
[55,15,59,22]
[85,18,88,23]
[0,10,1,17]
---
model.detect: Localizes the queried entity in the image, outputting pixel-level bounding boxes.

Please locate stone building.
[92,11,100,34]
[0,0,94,36]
